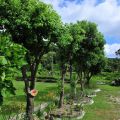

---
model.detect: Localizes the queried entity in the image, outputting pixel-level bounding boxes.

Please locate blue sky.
[43,0,120,58]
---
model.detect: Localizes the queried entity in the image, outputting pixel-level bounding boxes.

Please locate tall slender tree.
[57,25,72,108]
[68,23,85,97]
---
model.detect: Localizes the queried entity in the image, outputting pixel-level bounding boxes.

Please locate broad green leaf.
[1,72,5,81]
[0,56,7,65]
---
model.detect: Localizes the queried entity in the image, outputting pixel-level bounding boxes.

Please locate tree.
[68,23,85,97]
[0,0,62,119]
[56,25,73,108]
[74,21,106,90]
[105,58,120,72]
[56,22,84,106]
[115,49,120,71]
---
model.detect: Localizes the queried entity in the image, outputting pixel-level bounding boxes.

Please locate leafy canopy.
[0,0,62,57]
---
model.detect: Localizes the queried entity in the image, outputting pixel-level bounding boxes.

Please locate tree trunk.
[59,86,64,108]
[73,84,77,98]
[51,54,54,76]
[21,62,38,120]
[70,75,78,99]
[80,81,84,91]
[85,73,92,88]
[69,64,72,83]
[59,64,66,108]
[85,77,90,87]
[78,72,84,91]
[69,63,73,97]
[26,94,34,120]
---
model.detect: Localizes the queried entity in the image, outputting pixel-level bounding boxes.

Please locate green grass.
[1,72,120,120]
[0,81,70,119]
[82,73,120,120]
[3,81,70,105]
[82,85,120,120]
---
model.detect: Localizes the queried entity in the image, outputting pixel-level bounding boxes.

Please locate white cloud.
[104,43,120,58]
[43,0,120,39]
[43,0,120,58]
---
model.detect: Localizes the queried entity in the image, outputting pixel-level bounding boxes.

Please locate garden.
[0,0,120,120]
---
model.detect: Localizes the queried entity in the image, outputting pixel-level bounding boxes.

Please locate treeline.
[105,58,120,72]
[0,0,107,119]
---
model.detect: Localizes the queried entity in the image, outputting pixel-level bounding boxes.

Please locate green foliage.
[0,55,16,105]
[105,58,120,72]
[0,0,62,56]
[103,72,120,82]
[0,56,7,65]
[1,1,62,118]
[75,21,105,68]
[0,34,23,105]
[74,21,106,85]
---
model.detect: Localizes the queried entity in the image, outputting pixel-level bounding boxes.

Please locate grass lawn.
[83,85,120,120]
[0,81,70,119]
[1,76,120,120]
[3,81,70,105]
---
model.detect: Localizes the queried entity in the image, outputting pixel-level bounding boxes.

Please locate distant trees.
[41,44,57,76]
[115,49,120,72]
[105,49,120,72]
[105,58,120,72]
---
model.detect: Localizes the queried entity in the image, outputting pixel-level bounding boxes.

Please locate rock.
[111,81,116,86]
[49,115,54,120]
[97,81,106,85]
[9,113,25,120]
[109,95,120,104]
[87,94,96,98]
[87,99,94,105]
[76,111,85,119]
[111,78,120,86]
[34,102,48,112]
[94,89,101,93]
